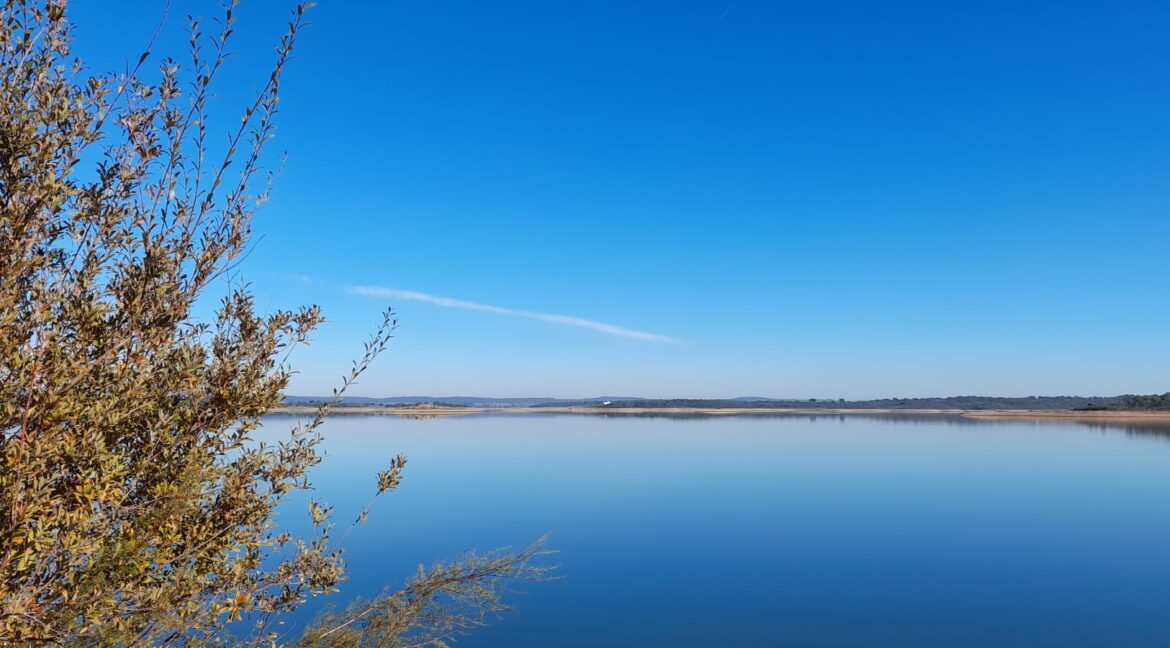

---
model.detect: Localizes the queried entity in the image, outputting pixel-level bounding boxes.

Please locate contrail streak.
[349,286,681,343]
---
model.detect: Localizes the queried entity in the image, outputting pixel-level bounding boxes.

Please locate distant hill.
[1074,393,1170,411]
[282,394,1148,410]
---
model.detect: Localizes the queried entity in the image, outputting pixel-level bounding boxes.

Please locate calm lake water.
[262,413,1170,646]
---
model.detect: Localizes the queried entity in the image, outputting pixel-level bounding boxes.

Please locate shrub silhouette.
[0,2,547,645]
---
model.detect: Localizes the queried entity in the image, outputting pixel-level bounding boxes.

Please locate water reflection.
[276,408,1170,439]
[527,410,1170,441]
[259,412,1170,646]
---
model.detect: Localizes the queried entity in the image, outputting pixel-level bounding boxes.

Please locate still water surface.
[264,413,1170,646]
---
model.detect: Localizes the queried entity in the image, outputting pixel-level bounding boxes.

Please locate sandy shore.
[268,405,964,417]
[269,405,481,418]
[267,405,1170,421]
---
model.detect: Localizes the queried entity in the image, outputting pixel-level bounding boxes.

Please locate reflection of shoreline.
[269,405,1170,420]
[264,407,1170,441]
[963,410,1170,421]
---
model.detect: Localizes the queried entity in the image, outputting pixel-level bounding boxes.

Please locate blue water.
[262,413,1170,646]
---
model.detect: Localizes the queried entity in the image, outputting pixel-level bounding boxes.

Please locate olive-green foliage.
[1082,393,1170,412]
[0,2,547,645]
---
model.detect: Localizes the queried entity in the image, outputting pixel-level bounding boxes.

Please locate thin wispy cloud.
[349,286,681,343]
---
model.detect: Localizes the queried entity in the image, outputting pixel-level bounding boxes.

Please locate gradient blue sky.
[71,1,1170,398]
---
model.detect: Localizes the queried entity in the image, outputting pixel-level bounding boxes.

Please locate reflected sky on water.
[259,413,1170,646]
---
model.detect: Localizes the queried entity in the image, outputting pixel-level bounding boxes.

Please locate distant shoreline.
[267,405,1170,422]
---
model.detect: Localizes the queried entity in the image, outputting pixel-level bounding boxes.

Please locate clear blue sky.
[70,1,1170,399]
